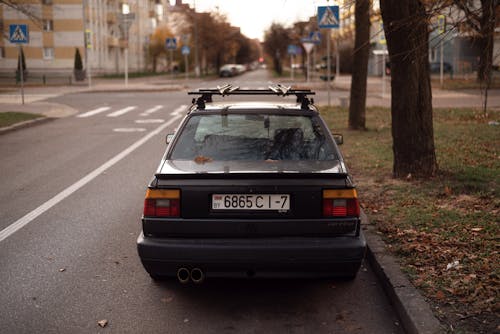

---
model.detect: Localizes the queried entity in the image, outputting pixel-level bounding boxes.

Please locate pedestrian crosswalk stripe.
[107,106,137,117]
[77,107,111,118]
[140,105,164,116]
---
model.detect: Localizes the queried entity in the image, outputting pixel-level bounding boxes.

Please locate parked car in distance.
[430,62,453,74]
[219,64,247,77]
[137,84,366,284]
[219,64,237,77]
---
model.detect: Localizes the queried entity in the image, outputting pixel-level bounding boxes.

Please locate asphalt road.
[0,71,404,333]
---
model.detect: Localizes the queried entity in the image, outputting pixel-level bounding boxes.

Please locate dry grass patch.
[321,106,499,334]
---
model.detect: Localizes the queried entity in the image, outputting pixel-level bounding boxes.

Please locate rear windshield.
[169,114,337,161]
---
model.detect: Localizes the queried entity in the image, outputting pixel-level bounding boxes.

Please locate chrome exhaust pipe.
[190,268,205,284]
[177,267,190,284]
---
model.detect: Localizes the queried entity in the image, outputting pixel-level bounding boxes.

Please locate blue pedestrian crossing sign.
[318,6,339,29]
[181,45,190,55]
[165,37,177,50]
[309,31,322,45]
[9,24,29,44]
[287,45,298,55]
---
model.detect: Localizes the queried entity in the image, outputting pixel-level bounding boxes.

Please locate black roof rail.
[188,84,315,110]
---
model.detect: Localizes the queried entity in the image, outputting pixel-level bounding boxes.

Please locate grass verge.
[431,77,500,90]
[321,106,499,334]
[0,112,42,128]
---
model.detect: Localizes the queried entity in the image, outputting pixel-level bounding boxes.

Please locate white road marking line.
[107,106,137,117]
[135,119,164,124]
[140,105,164,116]
[77,107,111,118]
[0,105,187,243]
[113,128,147,132]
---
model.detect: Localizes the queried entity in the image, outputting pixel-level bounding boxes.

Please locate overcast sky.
[181,0,333,41]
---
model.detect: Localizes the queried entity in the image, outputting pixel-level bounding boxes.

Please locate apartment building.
[0,0,165,75]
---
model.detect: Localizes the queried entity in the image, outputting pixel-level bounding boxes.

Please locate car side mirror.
[332,134,343,145]
[166,133,174,145]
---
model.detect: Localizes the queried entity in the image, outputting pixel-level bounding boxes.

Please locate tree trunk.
[348,0,371,130]
[477,0,495,84]
[380,0,438,178]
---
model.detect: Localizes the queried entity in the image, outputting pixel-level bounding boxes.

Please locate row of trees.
[149,5,260,74]
[262,0,497,179]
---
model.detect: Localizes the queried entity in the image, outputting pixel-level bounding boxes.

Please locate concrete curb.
[362,213,443,334]
[0,101,79,135]
[0,116,53,135]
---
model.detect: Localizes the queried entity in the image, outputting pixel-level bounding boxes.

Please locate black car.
[137,84,366,283]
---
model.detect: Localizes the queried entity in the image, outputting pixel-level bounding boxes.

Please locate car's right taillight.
[143,189,180,217]
[322,189,359,217]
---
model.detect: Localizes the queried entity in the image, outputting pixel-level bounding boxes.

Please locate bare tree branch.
[0,1,42,27]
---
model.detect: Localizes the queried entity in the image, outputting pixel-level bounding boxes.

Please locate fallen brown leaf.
[97,319,108,328]
[194,156,212,164]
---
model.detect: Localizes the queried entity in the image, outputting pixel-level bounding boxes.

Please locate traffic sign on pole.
[287,44,298,56]
[318,6,339,29]
[181,45,190,55]
[309,31,322,45]
[437,15,446,34]
[318,6,339,107]
[165,38,177,50]
[9,24,29,44]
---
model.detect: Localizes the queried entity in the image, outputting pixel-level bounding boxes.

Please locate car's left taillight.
[322,189,360,217]
[143,189,180,217]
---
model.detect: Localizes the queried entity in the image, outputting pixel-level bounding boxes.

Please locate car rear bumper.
[137,232,366,278]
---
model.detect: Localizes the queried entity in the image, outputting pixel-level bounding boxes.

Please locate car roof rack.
[188,84,315,110]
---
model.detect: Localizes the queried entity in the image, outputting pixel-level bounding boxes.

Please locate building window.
[0,47,5,59]
[43,47,54,60]
[43,19,53,32]
[42,0,53,5]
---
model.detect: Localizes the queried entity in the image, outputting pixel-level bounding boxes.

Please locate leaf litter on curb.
[320,106,500,334]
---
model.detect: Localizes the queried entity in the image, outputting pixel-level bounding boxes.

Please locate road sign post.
[287,45,298,80]
[181,45,190,80]
[310,31,321,81]
[373,49,389,98]
[85,29,92,88]
[438,15,446,87]
[118,12,135,87]
[165,38,177,79]
[318,5,340,107]
[301,39,315,83]
[9,24,29,105]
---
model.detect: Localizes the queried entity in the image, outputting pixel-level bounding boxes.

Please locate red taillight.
[322,189,359,217]
[144,199,156,216]
[143,189,180,217]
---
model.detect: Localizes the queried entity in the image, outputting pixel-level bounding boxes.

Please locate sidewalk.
[2,74,499,114]
[0,76,192,119]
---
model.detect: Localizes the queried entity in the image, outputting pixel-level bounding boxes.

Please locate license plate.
[212,194,290,211]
